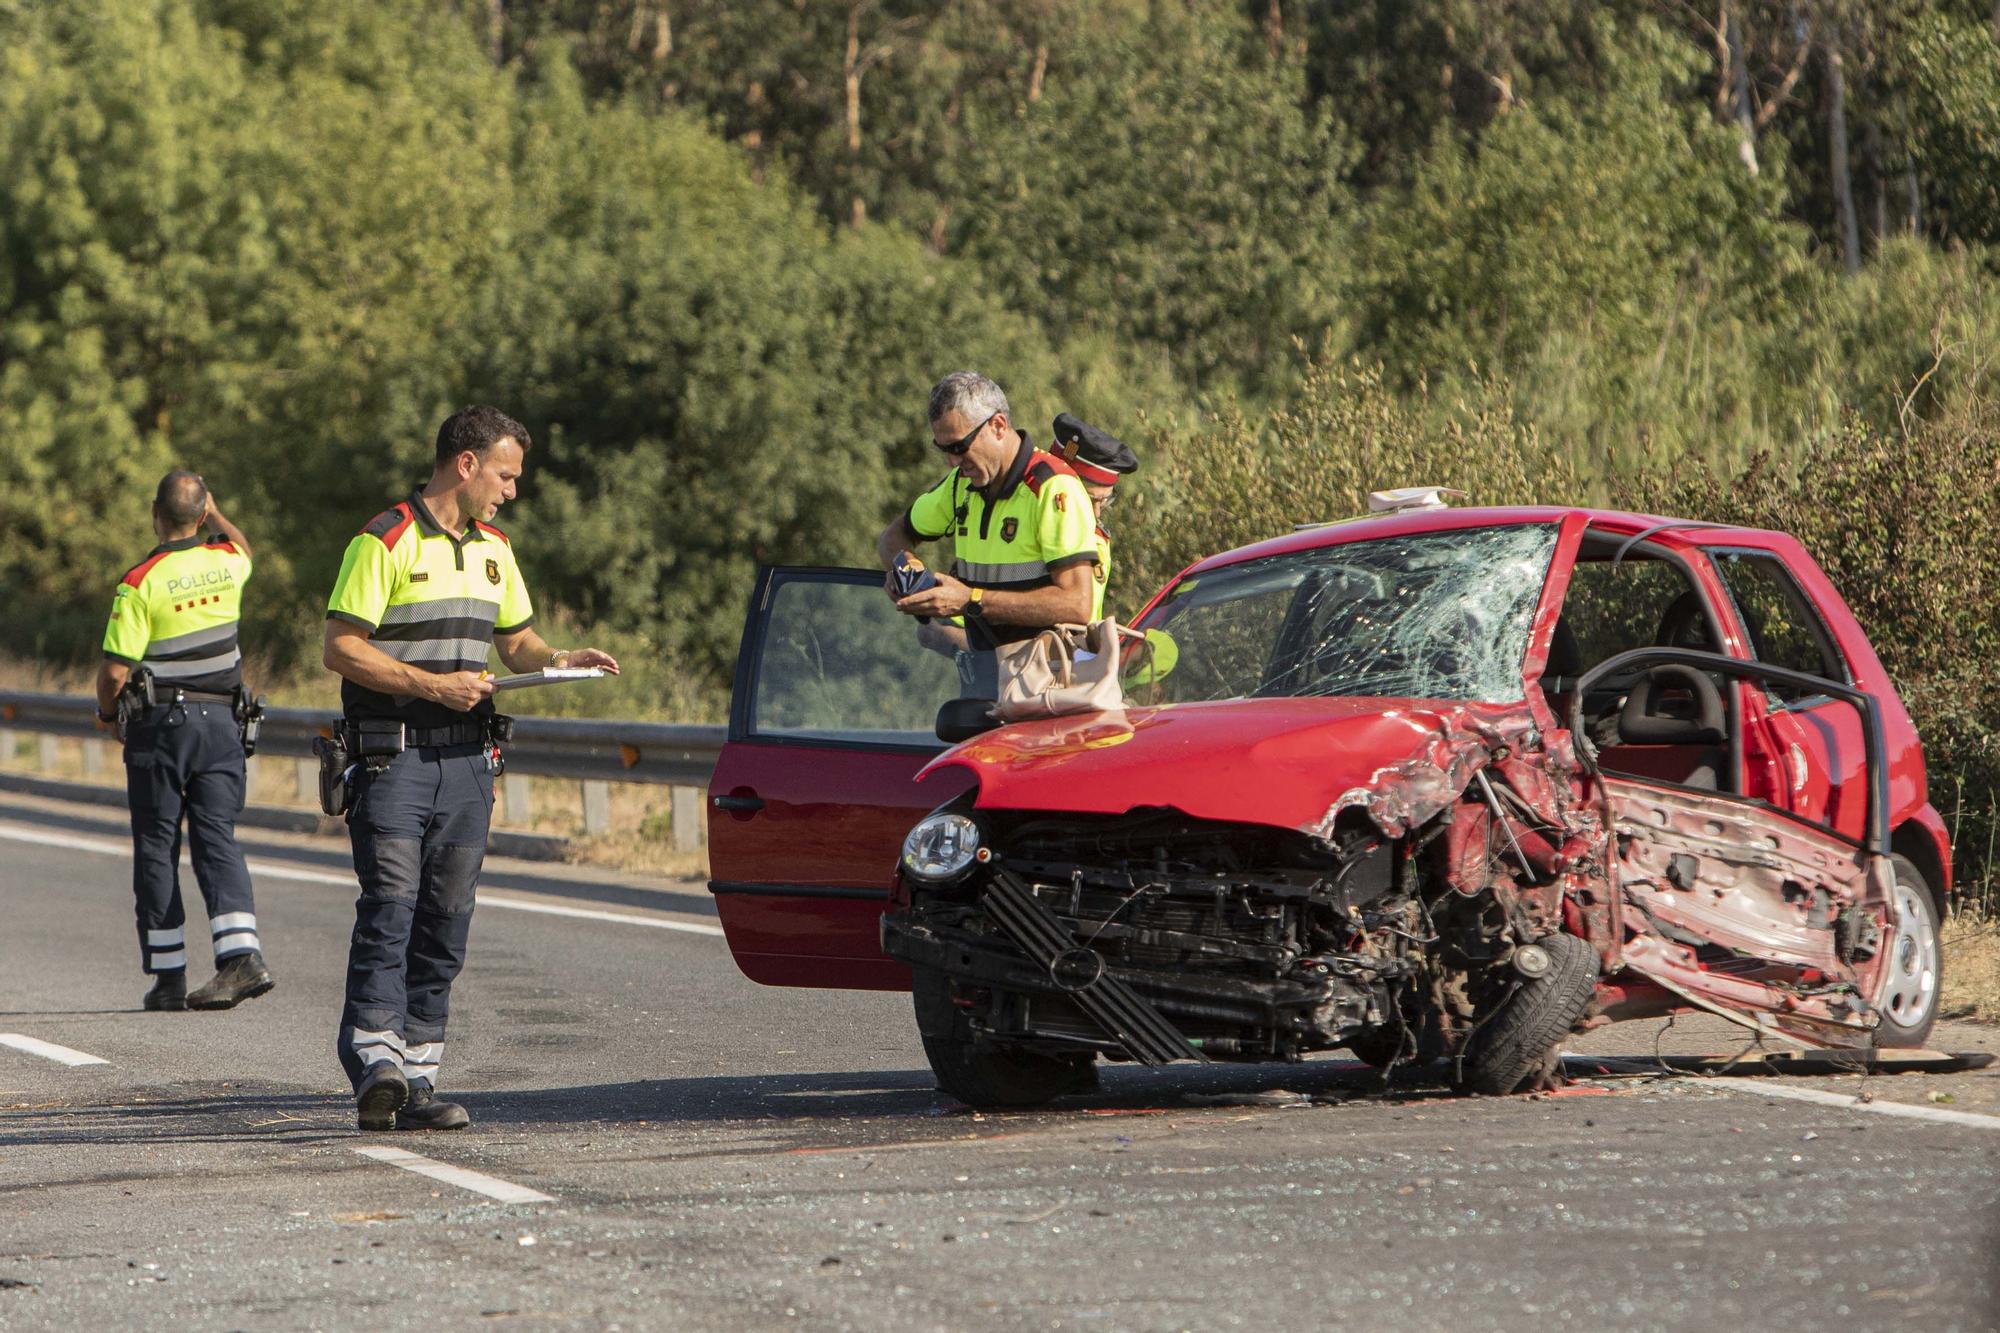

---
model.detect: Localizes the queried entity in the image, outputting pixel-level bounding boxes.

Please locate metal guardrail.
[0,691,725,787]
[0,691,726,847]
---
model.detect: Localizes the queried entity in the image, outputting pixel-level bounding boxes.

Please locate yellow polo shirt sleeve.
[102,584,154,665]
[326,533,404,632]
[1038,473,1097,571]
[905,472,960,541]
[495,543,533,634]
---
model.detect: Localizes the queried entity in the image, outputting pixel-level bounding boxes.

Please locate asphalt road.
[2,788,1996,1332]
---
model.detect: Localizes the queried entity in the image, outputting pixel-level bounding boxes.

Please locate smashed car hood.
[920,696,1540,836]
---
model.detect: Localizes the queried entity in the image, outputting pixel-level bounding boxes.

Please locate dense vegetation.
[4,0,1997,899]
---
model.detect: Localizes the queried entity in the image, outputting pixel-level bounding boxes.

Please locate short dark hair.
[435,406,531,464]
[154,470,208,530]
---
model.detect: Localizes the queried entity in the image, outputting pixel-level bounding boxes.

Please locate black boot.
[355,1062,409,1132]
[187,951,275,1010]
[143,970,187,1012]
[395,1086,470,1132]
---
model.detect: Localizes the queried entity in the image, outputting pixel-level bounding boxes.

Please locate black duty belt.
[177,690,238,705]
[341,718,500,750]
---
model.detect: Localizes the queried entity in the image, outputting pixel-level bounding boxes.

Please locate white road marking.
[0,821,723,937]
[351,1146,554,1204]
[0,1033,110,1067]
[1713,1079,2000,1131]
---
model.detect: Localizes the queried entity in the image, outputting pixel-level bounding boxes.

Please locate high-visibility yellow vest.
[326,490,533,726]
[103,536,253,693]
[905,434,1097,649]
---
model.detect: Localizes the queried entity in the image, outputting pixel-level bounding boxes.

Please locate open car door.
[707,566,975,990]
[1575,648,1902,1048]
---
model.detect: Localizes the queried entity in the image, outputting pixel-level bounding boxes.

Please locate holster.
[233,686,267,757]
[312,733,353,817]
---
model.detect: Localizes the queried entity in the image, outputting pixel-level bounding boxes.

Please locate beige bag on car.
[994,619,1144,722]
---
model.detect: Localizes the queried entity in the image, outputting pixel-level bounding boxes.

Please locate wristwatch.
[964,587,986,617]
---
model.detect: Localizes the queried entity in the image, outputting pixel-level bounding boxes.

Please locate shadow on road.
[0,1059,1482,1158]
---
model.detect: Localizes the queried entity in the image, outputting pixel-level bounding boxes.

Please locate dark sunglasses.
[934,410,998,457]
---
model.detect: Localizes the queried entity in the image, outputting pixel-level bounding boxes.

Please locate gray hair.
[928,370,1010,426]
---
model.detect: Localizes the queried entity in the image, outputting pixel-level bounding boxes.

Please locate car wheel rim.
[1880,880,1939,1030]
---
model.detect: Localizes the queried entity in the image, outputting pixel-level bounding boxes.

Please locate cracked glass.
[1128,523,1559,705]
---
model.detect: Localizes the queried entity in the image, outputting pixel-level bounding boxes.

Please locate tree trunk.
[1028,42,1048,103]
[845,3,865,227]
[1264,0,1284,57]
[1722,2,1759,175]
[487,0,504,67]
[1866,118,1888,244]
[1823,38,1861,274]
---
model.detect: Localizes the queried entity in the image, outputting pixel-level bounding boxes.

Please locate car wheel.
[1873,854,1943,1049]
[1453,933,1599,1096]
[911,967,1097,1109]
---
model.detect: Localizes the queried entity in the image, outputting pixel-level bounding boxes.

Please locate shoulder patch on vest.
[1022,451,1079,497]
[473,519,510,544]
[203,539,239,555]
[120,551,172,589]
[361,503,416,551]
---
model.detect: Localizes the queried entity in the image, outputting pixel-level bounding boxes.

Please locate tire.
[911,967,1096,1109]
[1454,933,1599,1096]
[1872,854,1943,1049]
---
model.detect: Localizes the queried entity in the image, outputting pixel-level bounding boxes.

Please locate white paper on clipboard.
[491,667,607,692]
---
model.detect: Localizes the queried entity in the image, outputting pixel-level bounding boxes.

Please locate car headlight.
[901,813,984,883]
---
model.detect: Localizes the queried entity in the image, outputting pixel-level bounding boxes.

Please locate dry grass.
[1943,915,2000,1025]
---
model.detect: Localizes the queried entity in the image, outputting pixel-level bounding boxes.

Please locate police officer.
[323,406,618,1132]
[93,471,272,1012]
[878,372,1097,686]
[1049,412,1138,621]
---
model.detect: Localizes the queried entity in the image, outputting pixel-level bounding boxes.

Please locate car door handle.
[712,794,765,813]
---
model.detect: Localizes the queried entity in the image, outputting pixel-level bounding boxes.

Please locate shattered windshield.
[1129,523,1559,704]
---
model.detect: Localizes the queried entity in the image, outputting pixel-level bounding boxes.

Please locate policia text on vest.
[321,405,620,1134]
[93,472,275,1014]
[879,372,1098,681]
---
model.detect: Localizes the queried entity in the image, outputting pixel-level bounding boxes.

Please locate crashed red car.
[707,508,1950,1107]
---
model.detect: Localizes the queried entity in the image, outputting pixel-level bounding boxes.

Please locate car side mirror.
[936,697,999,744]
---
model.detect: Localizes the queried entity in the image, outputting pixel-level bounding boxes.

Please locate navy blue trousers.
[336,742,495,1091]
[123,700,258,975]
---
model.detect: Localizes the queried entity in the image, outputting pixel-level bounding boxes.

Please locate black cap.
[1051,412,1138,483]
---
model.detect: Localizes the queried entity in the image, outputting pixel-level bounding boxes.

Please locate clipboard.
[491,667,607,692]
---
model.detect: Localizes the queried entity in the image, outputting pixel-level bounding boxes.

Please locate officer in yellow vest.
[323,406,618,1132]
[1049,413,1138,621]
[94,472,272,1012]
[878,372,1097,694]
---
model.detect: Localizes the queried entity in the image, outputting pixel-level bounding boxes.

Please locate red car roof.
[1180,504,1784,577]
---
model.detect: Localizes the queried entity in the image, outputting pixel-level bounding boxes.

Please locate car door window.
[1710,551,1847,706]
[749,571,965,747]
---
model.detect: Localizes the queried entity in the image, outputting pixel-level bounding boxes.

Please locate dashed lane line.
[351,1145,555,1204]
[0,1033,110,1067]
[1712,1078,2000,1132]
[0,821,725,937]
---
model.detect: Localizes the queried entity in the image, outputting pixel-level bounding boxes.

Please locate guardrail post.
[0,728,14,767]
[504,773,533,827]
[295,758,317,804]
[38,736,60,773]
[581,780,611,835]
[81,740,104,778]
[242,754,260,796]
[671,785,702,852]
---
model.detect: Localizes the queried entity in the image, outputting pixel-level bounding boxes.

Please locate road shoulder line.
[1714,1078,2000,1131]
[351,1145,555,1203]
[0,1033,111,1067]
